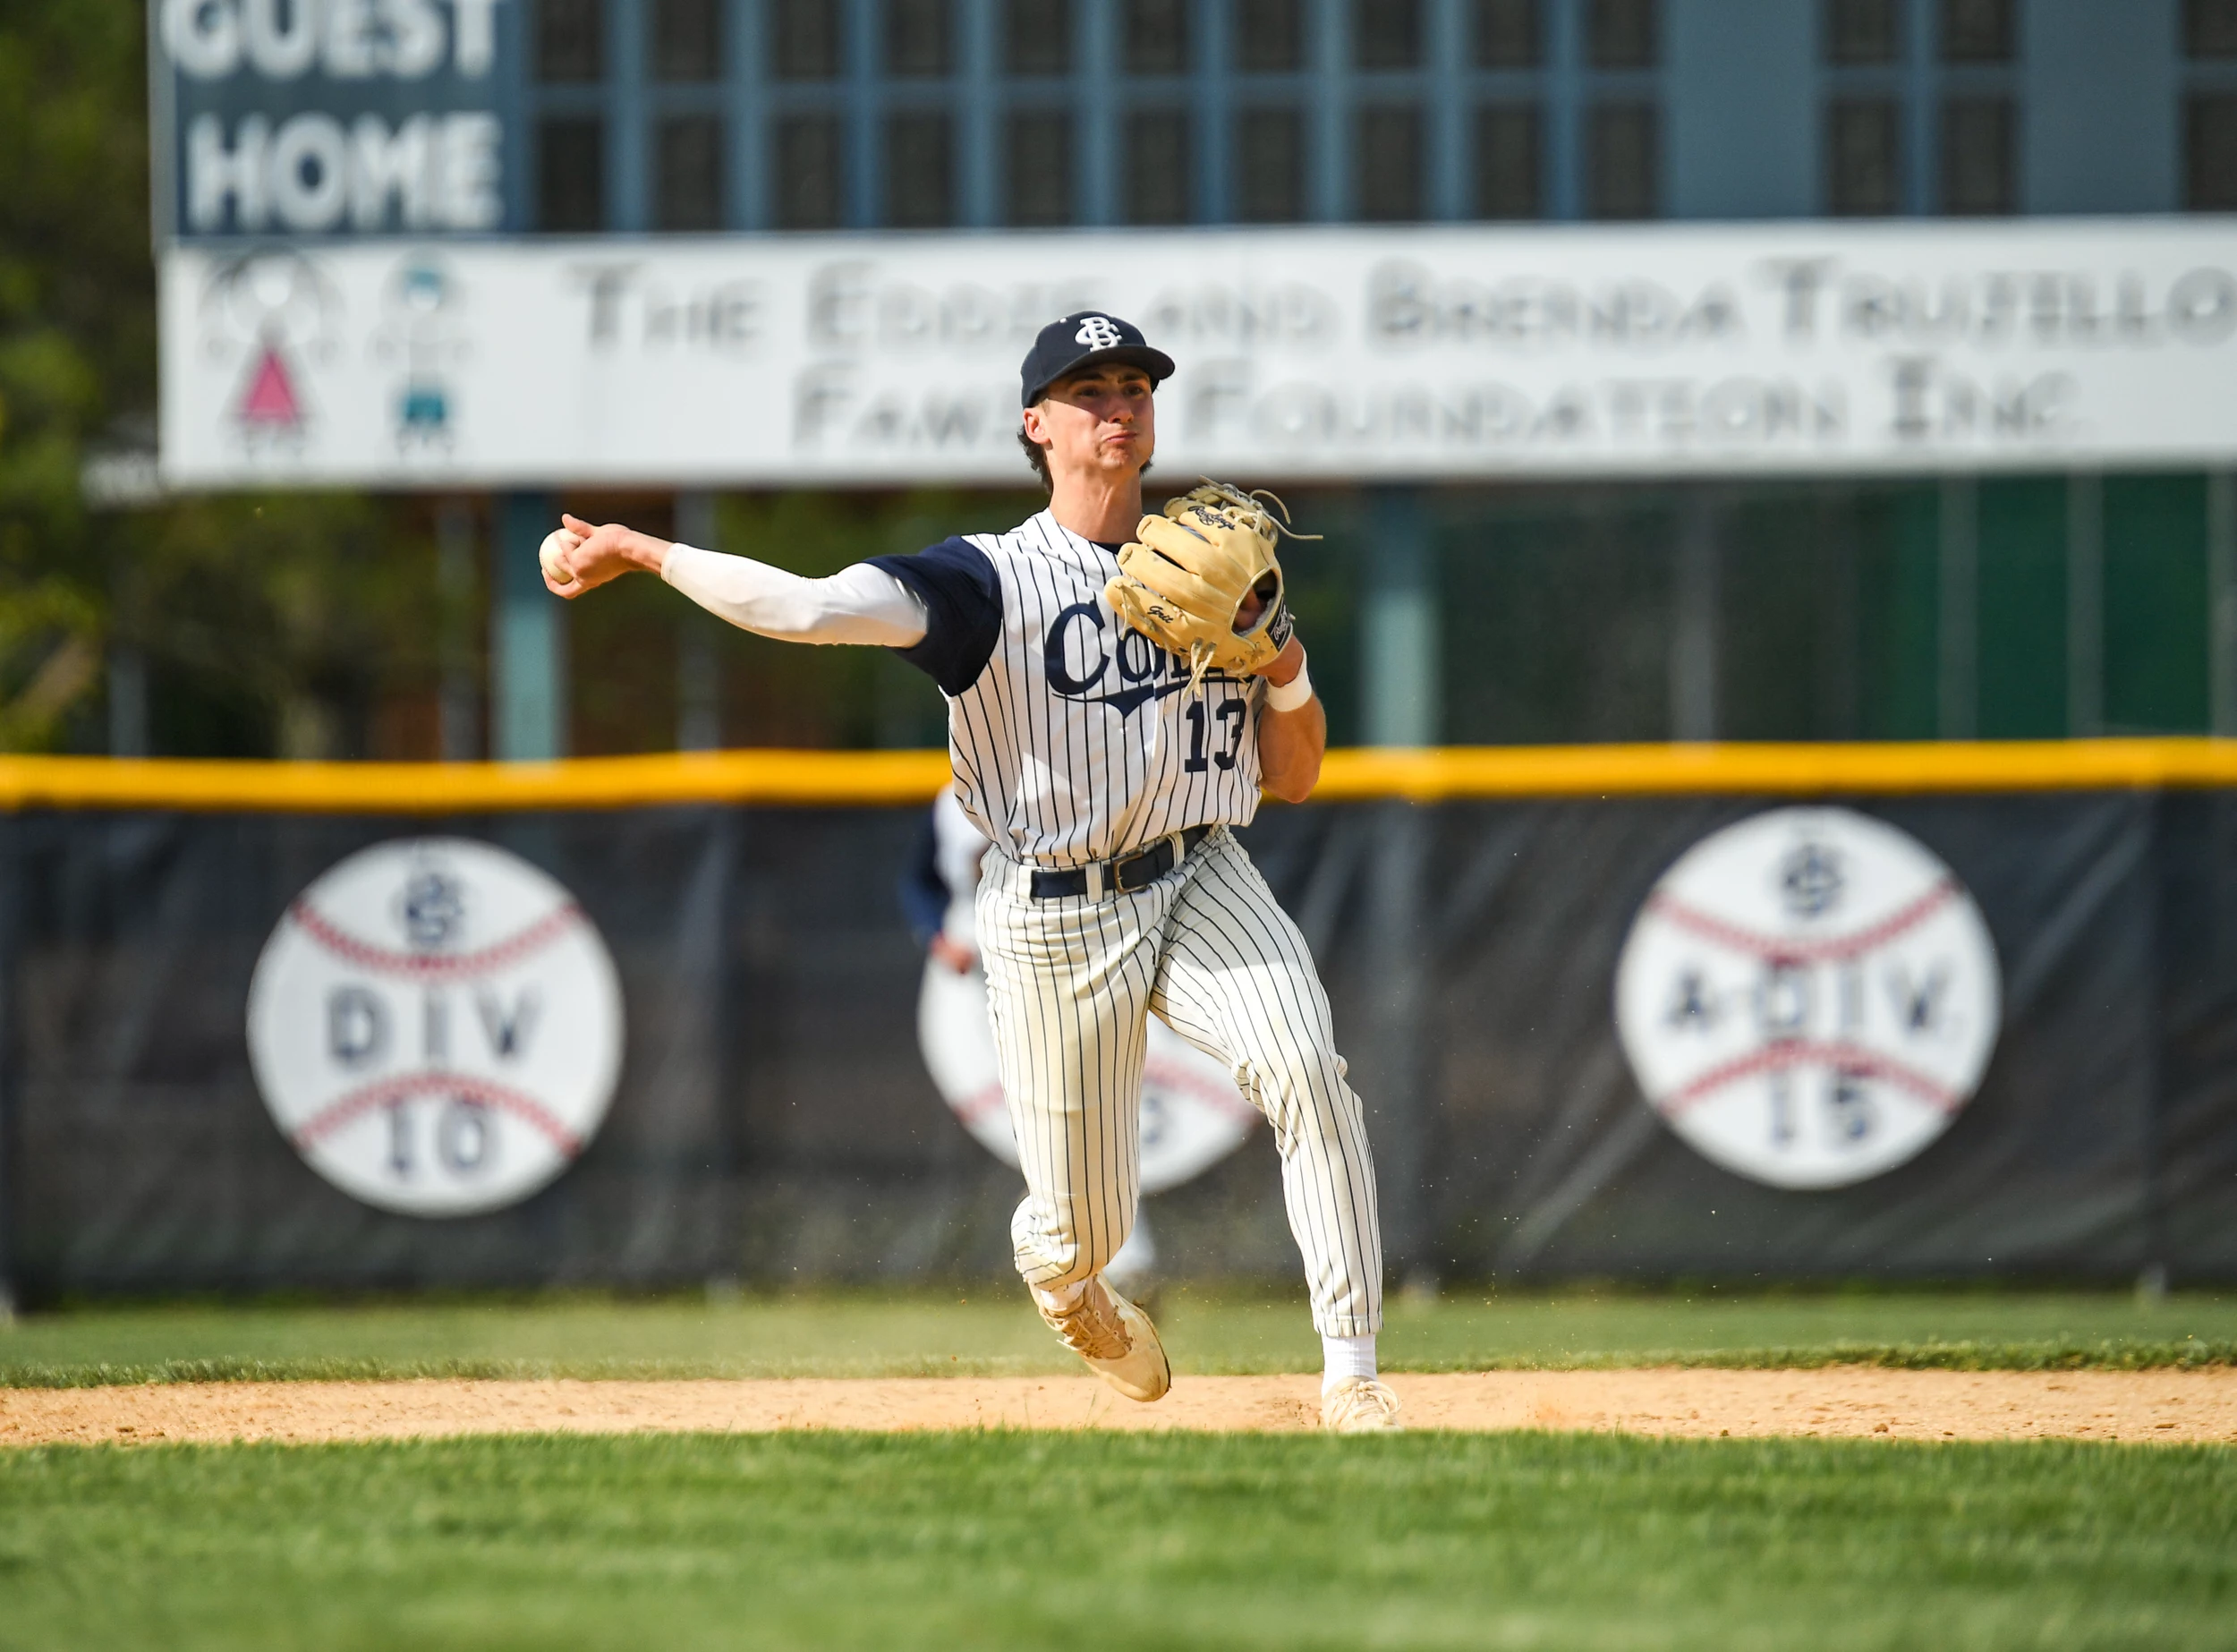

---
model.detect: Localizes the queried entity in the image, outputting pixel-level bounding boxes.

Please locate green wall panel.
[1977,479,2070,740]
[1856,485,1943,742]
[2105,475,2208,735]
[1439,496,1676,745]
[1718,491,1865,743]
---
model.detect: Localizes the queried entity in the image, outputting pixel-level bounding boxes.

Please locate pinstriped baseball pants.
[977,826,1383,1339]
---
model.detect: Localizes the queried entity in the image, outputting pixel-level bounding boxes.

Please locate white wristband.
[1264,653,1314,714]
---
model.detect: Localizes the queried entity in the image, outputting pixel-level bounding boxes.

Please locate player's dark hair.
[1018,423,1053,495]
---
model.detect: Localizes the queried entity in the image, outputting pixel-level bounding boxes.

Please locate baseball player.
[540,312,1399,1432]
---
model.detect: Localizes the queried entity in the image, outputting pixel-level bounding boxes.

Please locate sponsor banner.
[158,218,2237,488]
[151,0,517,243]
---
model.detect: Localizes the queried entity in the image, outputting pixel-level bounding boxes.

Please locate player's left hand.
[1234,583,1272,634]
[540,513,669,598]
[929,932,978,974]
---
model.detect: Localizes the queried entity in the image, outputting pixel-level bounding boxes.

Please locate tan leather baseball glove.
[1104,481,1309,693]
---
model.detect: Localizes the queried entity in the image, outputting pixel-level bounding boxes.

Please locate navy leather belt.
[1031,825,1214,900]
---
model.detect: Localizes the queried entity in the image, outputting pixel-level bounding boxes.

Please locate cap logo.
[1074,315,1124,349]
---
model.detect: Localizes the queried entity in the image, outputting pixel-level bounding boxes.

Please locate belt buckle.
[1117,831,1178,895]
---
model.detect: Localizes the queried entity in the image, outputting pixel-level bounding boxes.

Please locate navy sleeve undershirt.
[866,537,1003,697]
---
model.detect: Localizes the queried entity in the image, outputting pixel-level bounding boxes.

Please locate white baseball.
[539,528,580,585]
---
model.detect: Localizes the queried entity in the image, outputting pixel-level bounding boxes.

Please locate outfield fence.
[3,742,2233,1302]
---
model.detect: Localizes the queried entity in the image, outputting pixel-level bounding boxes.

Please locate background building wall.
[515,0,2231,234]
[76,3,2237,760]
[469,0,2237,761]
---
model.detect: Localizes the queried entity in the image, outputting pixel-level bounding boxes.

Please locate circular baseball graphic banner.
[917,959,1259,1193]
[247,839,625,1217]
[1614,808,2001,1190]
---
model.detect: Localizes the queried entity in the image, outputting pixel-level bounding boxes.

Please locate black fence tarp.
[3,792,2233,1299]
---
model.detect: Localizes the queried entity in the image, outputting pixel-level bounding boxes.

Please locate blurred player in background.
[900,787,992,980]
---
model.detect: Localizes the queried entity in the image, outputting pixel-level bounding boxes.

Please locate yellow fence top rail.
[0,751,954,813]
[1,739,2236,813]
[1309,739,2237,801]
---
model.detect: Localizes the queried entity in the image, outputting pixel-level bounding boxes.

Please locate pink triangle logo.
[237,343,302,430]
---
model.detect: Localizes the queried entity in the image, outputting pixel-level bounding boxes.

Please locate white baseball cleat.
[1322,1377,1404,1433]
[1037,1277,1171,1403]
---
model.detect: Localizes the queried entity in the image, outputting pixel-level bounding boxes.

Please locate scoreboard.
[152,0,520,242]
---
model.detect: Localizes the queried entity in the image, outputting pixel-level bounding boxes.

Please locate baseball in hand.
[539,528,582,589]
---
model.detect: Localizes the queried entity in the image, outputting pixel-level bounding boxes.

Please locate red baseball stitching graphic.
[1657,1040,1960,1118]
[955,1081,1006,1127]
[291,1071,583,1155]
[288,899,583,983]
[1646,878,1960,964]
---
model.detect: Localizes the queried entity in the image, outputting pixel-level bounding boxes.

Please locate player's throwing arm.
[540,311,1399,1433]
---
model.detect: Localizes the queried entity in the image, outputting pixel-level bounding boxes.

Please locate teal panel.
[1665,0,1816,219]
[2022,0,2182,215]
[1976,478,2069,740]
[2105,474,2210,735]
[496,491,566,762]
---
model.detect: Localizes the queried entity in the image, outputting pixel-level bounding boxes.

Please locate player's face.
[1027,365,1156,482]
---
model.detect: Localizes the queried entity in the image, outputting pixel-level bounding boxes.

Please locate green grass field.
[4,1286,2234,1385]
[2,1431,2232,1651]
[7,1292,2234,1648]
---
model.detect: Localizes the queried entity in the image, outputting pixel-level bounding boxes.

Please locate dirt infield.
[4,1368,2236,1446]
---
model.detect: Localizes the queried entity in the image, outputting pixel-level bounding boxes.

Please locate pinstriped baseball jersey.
[872,511,1264,869]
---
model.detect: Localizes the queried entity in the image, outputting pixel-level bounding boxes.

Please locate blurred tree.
[126,494,444,759]
[0,4,447,758]
[0,2,145,750]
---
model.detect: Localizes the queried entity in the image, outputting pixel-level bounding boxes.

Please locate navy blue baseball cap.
[1020,311,1175,407]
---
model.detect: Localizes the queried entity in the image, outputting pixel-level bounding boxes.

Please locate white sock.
[1322,1333,1376,1394]
[1033,1278,1089,1314]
